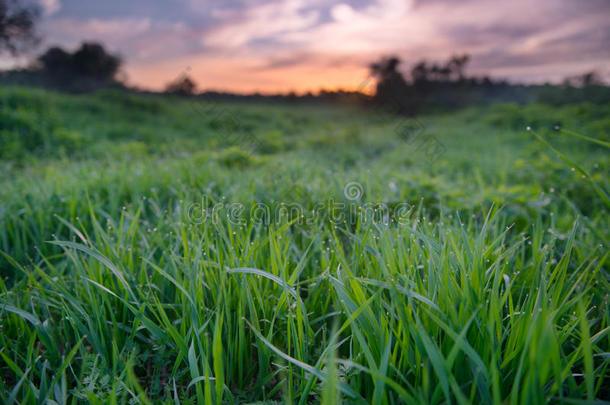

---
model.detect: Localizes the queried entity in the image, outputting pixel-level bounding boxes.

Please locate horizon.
[2,0,610,93]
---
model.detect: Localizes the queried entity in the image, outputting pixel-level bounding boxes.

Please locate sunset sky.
[21,0,610,93]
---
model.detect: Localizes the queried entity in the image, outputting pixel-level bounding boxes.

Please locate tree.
[71,42,121,82]
[165,74,197,95]
[0,0,39,55]
[563,71,604,87]
[38,46,71,76]
[410,61,430,83]
[370,57,408,94]
[409,55,470,84]
[369,56,415,114]
[370,56,401,79]
[447,54,470,81]
[35,42,123,91]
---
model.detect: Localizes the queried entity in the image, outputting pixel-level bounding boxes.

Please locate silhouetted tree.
[38,46,71,76]
[370,56,401,78]
[410,61,429,83]
[438,65,451,82]
[366,53,494,113]
[447,54,470,81]
[71,42,121,82]
[165,74,197,95]
[0,0,39,55]
[35,42,122,91]
[424,64,435,81]
[563,71,605,87]
[369,56,415,113]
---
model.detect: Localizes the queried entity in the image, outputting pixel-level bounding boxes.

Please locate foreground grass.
[0,87,608,404]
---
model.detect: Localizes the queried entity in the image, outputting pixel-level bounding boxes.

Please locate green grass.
[0,86,609,404]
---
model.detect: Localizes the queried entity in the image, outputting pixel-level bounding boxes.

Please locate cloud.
[44,17,152,46]
[39,0,61,16]
[203,0,321,49]
[41,17,203,62]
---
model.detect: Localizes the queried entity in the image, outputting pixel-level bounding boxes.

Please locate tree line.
[0,1,123,91]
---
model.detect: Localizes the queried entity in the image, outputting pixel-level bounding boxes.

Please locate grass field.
[0,86,609,404]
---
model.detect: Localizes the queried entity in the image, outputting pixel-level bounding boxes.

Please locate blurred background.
[1,0,609,106]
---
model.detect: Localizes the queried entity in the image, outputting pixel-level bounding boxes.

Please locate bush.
[0,109,45,158]
[255,131,285,154]
[52,128,84,155]
[217,146,259,168]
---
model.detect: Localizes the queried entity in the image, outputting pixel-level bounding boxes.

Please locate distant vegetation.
[0,41,124,92]
[38,43,122,87]
[3,47,608,112]
[165,73,198,95]
[368,54,610,113]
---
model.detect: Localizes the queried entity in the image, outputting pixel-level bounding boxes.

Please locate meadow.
[0,86,608,404]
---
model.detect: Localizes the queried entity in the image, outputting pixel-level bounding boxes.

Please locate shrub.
[217,146,258,168]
